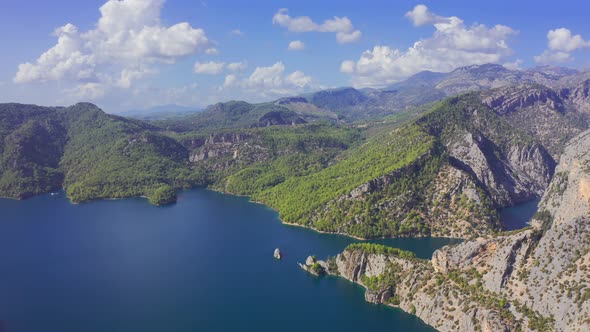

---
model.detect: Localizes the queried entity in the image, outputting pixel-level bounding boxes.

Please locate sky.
[1,0,589,112]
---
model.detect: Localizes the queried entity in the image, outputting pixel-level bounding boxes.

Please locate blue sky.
[1,0,589,112]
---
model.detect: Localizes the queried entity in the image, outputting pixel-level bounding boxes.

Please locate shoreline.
[2,186,467,242]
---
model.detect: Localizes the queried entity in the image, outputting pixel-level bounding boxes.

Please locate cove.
[500,198,541,231]
[0,189,459,332]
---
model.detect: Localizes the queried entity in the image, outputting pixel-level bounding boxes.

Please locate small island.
[298,256,326,276]
[149,185,177,206]
[274,248,282,259]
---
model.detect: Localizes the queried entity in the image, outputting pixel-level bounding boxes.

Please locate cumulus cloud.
[223,74,238,88]
[405,4,448,26]
[231,29,244,36]
[547,28,590,52]
[227,62,247,72]
[220,62,316,98]
[194,61,226,75]
[341,4,517,87]
[288,40,305,51]
[534,28,589,64]
[14,0,210,99]
[272,8,361,44]
[340,60,355,74]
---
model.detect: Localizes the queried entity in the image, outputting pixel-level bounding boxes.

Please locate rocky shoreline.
[301,129,590,332]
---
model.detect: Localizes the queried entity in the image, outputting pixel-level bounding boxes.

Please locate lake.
[500,198,541,230]
[0,189,462,332]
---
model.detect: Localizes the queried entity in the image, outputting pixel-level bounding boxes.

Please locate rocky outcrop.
[480,85,588,158]
[567,79,590,117]
[273,248,282,260]
[481,84,565,115]
[299,256,327,276]
[185,132,263,164]
[252,110,306,127]
[447,131,555,206]
[317,246,521,331]
[307,129,590,331]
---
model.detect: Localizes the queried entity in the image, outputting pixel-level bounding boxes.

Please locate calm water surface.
[0,190,464,332]
[500,198,541,230]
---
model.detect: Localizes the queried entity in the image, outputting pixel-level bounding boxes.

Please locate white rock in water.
[274,248,282,259]
[305,256,315,266]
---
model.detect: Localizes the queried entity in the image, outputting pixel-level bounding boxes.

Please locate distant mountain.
[155,64,590,131]
[118,104,201,120]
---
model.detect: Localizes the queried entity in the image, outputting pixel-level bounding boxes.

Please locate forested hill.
[1,64,589,239]
[0,102,206,203]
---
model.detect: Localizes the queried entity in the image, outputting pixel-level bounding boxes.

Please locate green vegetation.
[255,124,436,236]
[0,103,207,204]
[221,123,362,196]
[0,92,551,236]
[310,262,326,275]
[149,185,177,205]
[156,101,307,132]
[345,243,417,260]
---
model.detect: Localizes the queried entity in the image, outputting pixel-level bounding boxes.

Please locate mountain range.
[1,63,590,330]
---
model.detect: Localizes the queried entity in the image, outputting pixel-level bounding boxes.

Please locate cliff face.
[433,129,590,331]
[480,85,588,157]
[330,247,520,331]
[446,130,554,207]
[305,96,557,239]
[310,129,590,331]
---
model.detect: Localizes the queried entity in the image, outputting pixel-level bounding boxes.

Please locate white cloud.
[503,59,523,70]
[288,40,305,51]
[272,8,361,44]
[337,31,361,44]
[547,28,590,52]
[194,61,226,75]
[220,62,316,99]
[227,62,247,72]
[193,61,247,75]
[117,66,156,88]
[534,28,589,64]
[340,60,355,73]
[223,74,238,88]
[14,0,210,99]
[341,4,517,87]
[205,47,219,55]
[231,29,244,36]
[534,50,573,64]
[65,82,107,100]
[405,4,448,26]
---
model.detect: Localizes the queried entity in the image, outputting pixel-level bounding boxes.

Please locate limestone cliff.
[308,129,590,331]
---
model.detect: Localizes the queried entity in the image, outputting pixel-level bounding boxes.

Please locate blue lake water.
[0,189,464,332]
[500,198,541,230]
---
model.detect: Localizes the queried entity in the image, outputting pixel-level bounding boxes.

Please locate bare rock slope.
[309,129,590,331]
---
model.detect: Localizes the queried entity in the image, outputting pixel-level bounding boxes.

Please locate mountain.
[117,104,201,121]
[154,64,590,128]
[2,63,589,331]
[0,103,206,203]
[155,101,319,132]
[307,128,590,331]
[254,93,555,238]
[2,63,589,227]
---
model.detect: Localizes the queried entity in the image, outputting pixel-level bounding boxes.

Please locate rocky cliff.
[480,84,588,157]
[308,129,590,331]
